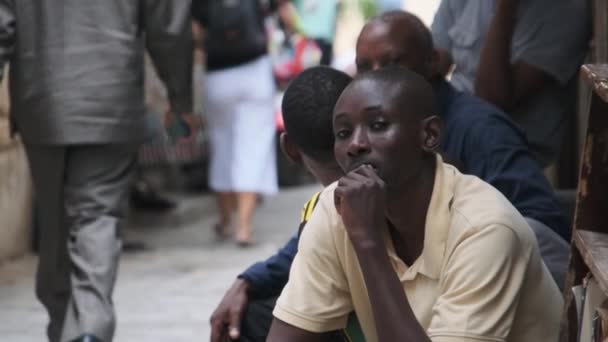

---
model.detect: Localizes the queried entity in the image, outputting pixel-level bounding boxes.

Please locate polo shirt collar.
[385,154,454,281]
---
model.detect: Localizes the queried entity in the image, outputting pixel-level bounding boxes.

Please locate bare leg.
[215,192,235,238]
[236,192,257,246]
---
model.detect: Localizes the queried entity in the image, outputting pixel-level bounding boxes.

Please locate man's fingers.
[337,172,372,190]
[210,318,226,342]
[228,306,244,340]
[352,164,380,179]
[210,307,234,342]
[346,170,369,183]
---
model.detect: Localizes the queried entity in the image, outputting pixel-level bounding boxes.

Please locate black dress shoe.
[70,335,102,342]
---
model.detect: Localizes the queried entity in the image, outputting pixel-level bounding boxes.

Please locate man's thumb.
[228,308,243,339]
[229,326,240,339]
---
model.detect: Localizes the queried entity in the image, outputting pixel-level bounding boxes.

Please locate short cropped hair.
[282,66,352,160]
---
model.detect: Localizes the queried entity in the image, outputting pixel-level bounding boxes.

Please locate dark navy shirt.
[240,80,570,297]
[436,80,569,240]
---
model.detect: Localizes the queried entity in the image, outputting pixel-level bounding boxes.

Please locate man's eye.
[370,121,388,131]
[335,129,351,139]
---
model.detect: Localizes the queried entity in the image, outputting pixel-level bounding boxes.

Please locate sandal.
[213,222,232,240]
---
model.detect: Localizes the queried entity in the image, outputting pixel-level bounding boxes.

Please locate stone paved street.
[0,184,321,342]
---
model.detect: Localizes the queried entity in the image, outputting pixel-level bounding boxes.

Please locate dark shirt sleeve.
[143,0,193,113]
[239,231,299,299]
[239,192,321,299]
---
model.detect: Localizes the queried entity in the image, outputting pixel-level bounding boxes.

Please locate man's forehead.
[335,80,398,111]
[359,21,394,46]
[359,18,419,49]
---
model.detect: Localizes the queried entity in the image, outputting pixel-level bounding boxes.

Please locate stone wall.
[0,68,33,263]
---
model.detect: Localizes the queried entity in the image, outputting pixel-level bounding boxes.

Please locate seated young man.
[267,67,563,342]
[210,66,357,342]
[211,11,570,342]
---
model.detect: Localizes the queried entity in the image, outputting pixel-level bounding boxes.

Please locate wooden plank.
[582,65,608,103]
[571,89,608,234]
[574,230,608,295]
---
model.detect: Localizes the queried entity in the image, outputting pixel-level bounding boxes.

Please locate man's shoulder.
[442,88,527,144]
[443,87,509,123]
[297,182,345,245]
[300,191,322,223]
[447,167,537,247]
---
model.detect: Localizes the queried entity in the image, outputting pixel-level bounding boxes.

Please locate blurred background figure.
[377,0,403,13]
[431,0,591,167]
[0,1,195,341]
[277,0,340,66]
[192,0,279,246]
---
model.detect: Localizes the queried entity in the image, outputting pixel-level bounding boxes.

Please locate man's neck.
[384,157,437,264]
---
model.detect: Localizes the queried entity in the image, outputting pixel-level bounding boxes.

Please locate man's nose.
[347,129,371,157]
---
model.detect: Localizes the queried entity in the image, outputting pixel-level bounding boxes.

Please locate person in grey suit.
[0,1,196,341]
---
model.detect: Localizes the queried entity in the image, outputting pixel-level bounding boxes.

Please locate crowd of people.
[0,0,592,341]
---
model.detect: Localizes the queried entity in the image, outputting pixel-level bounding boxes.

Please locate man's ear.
[420,115,442,153]
[280,132,302,163]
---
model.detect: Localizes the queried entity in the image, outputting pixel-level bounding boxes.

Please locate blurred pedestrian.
[0,1,196,341]
[192,0,279,246]
[278,0,340,66]
[431,0,591,167]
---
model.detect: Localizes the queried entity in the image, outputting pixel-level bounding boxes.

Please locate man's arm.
[0,0,15,80]
[240,232,299,298]
[430,0,455,77]
[210,233,299,342]
[269,189,353,340]
[459,114,570,240]
[267,318,333,342]
[335,166,431,342]
[242,192,321,298]
[142,0,193,114]
[357,245,431,341]
[473,0,551,112]
[211,193,322,341]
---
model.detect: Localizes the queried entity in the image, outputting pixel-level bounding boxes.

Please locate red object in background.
[273,35,321,85]
[276,108,285,132]
[272,36,320,132]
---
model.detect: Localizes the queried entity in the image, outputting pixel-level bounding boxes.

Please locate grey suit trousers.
[25,144,137,342]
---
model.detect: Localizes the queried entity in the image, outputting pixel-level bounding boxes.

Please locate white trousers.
[203,56,278,195]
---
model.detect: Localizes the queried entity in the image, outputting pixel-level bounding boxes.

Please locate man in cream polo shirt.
[267,67,563,342]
